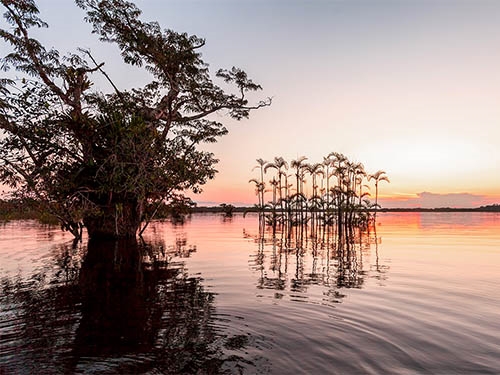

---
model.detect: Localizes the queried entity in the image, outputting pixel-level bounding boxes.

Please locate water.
[1,213,499,374]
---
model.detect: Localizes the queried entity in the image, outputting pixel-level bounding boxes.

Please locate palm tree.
[306,163,324,199]
[291,156,307,194]
[252,158,268,211]
[249,178,265,210]
[291,156,308,225]
[322,154,335,212]
[267,177,279,229]
[352,162,369,207]
[331,153,348,231]
[265,157,289,221]
[348,162,367,225]
[368,170,390,217]
[306,162,324,232]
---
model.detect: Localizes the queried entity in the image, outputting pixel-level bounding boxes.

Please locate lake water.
[1,212,499,374]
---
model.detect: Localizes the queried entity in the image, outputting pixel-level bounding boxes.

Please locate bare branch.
[80,48,124,99]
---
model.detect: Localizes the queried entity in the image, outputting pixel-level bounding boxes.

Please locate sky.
[3,0,500,208]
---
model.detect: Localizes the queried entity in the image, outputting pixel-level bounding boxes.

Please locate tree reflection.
[0,237,247,374]
[246,217,386,304]
[370,225,390,284]
[73,239,152,359]
[0,243,83,375]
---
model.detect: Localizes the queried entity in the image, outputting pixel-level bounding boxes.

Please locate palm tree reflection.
[246,216,387,304]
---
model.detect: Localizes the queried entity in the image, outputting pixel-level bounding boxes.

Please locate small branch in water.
[139,200,164,237]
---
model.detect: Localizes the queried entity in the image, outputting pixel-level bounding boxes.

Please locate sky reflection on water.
[1,213,500,374]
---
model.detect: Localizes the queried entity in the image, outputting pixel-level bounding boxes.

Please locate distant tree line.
[0,198,58,223]
[478,204,500,212]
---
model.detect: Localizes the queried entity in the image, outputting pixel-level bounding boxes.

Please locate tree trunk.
[84,198,144,239]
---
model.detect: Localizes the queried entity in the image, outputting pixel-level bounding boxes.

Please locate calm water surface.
[1,212,499,374]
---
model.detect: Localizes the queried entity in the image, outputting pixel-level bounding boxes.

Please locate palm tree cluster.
[249,153,389,237]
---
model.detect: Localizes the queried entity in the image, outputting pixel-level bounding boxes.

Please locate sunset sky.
[4,0,500,208]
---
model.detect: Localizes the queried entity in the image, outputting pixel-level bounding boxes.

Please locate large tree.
[0,0,270,239]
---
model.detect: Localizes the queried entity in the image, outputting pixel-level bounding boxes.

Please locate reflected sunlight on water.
[1,212,500,374]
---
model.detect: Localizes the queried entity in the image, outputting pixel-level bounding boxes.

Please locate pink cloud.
[379,192,499,209]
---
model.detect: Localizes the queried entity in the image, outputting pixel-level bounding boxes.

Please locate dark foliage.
[0,0,269,238]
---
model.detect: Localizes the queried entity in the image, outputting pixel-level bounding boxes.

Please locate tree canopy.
[0,0,270,238]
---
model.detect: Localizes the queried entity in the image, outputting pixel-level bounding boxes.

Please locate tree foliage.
[0,0,270,238]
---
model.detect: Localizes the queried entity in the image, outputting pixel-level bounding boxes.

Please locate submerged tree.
[0,0,270,239]
[250,153,389,235]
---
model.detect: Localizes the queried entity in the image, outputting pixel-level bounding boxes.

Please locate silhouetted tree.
[251,158,267,211]
[250,152,388,236]
[368,170,390,216]
[0,0,270,239]
[219,203,235,217]
[291,156,307,225]
[264,156,288,214]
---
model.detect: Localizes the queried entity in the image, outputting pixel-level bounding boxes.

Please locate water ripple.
[1,214,500,374]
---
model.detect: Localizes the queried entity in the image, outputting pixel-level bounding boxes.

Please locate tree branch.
[81,48,124,100]
[3,3,72,106]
